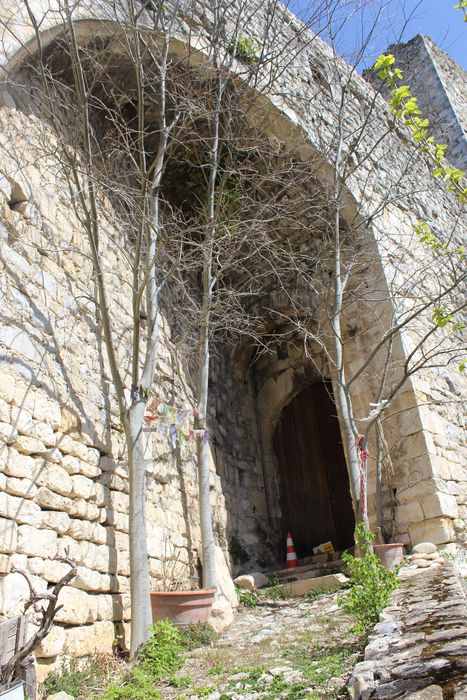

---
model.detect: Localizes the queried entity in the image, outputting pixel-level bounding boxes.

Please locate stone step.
[273,558,345,583]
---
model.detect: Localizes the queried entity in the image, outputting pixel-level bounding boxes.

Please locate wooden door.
[273,381,355,557]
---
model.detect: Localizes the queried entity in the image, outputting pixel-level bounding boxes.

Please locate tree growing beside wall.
[5,0,336,653]
[279,2,466,537]
[11,0,191,655]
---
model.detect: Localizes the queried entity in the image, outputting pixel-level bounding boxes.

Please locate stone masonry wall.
[0,0,465,674]
[365,34,467,171]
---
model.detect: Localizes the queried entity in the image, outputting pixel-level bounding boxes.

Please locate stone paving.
[348,561,467,699]
[163,591,363,699]
[162,559,467,700]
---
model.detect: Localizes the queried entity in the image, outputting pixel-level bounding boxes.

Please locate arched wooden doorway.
[273,381,355,557]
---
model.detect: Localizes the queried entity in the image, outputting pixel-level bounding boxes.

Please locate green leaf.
[373,54,395,71]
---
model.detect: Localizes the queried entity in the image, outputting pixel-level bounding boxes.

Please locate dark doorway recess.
[273,381,355,558]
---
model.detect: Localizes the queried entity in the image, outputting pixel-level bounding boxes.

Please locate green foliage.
[305,587,327,601]
[263,574,286,600]
[100,621,183,699]
[374,55,466,370]
[373,54,467,203]
[41,655,115,698]
[235,585,259,607]
[182,622,217,649]
[195,685,217,697]
[225,666,311,699]
[170,674,193,688]
[432,306,465,331]
[227,36,259,64]
[338,525,399,637]
[454,0,467,21]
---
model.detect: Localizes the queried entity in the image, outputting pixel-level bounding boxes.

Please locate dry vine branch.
[0,558,77,687]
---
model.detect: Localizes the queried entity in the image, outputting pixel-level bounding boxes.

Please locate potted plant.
[150,546,216,629]
[373,541,405,570]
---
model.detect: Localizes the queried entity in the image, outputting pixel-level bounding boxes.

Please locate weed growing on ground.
[100,620,183,699]
[235,585,259,607]
[305,587,327,601]
[338,524,399,637]
[40,654,120,698]
[182,622,217,649]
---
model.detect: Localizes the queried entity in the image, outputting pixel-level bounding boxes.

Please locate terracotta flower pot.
[150,589,216,629]
[374,543,404,570]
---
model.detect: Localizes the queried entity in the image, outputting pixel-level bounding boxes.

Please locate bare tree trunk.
[123,403,152,656]
[375,418,384,534]
[329,82,369,530]
[196,321,217,590]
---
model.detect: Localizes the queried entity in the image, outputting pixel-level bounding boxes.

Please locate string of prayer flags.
[143,396,209,447]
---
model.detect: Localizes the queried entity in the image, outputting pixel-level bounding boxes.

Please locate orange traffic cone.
[286,532,298,569]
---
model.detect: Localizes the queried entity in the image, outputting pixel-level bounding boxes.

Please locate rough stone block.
[0,397,10,422]
[91,522,108,545]
[4,447,34,478]
[0,492,42,526]
[0,421,18,444]
[0,374,15,403]
[412,542,437,555]
[233,574,256,591]
[94,620,115,654]
[67,518,93,542]
[30,420,56,446]
[283,573,348,598]
[69,499,99,521]
[35,624,66,658]
[421,492,458,520]
[13,435,46,455]
[395,501,425,525]
[96,594,116,621]
[109,491,129,515]
[0,571,31,615]
[408,517,456,545]
[18,524,57,558]
[28,557,44,576]
[10,553,28,571]
[6,476,37,499]
[93,483,110,508]
[35,487,70,512]
[210,597,234,633]
[43,465,73,496]
[10,405,34,435]
[41,510,71,535]
[0,325,41,364]
[32,393,60,429]
[56,536,82,563]
[54,586,95,625]
[71,474,95,500]
[0,553,11,574]
[74,566,104,592]
[0,516,18,553]
[64,624,97,657]
[35,658,60,685]
[43,558,74,583]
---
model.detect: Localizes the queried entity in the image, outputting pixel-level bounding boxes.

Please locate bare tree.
[10,0,191,655]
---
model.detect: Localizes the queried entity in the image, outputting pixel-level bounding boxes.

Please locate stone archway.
[273,381,355,558]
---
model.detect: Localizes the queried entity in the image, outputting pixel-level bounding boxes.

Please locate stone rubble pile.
[408,541,443,569]
[348,560,467,699]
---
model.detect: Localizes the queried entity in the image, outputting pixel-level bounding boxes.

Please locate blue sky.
[292,0,467,72]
